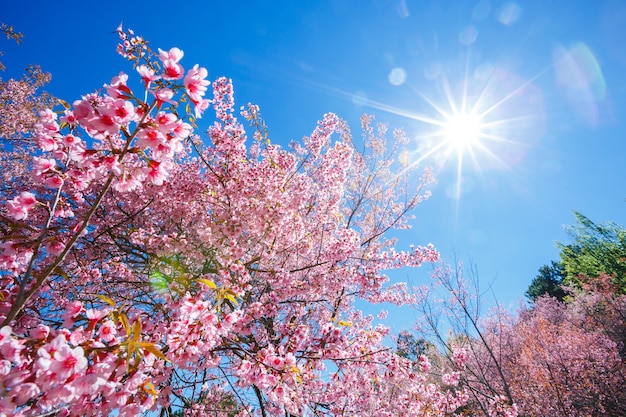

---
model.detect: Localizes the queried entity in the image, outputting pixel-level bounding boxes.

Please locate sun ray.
[359,97,446,126]
[475,67,550,120]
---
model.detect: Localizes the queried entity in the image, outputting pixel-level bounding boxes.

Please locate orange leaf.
[95,294,116,307]
[137,341,169,362]
[118,314,131,337]
[198,278,217,290]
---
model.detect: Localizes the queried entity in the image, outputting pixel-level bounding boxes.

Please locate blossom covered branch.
[0,26,469,416]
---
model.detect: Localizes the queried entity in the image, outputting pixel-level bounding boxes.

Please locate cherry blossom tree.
[412,263,518,417]
[415,263,626,417]
[498,295,626,416]
[0,26,470,416]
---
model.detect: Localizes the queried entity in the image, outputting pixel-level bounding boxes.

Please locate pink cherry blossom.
[150,88,177,108]
[0,335,24,363]
[136,126,166,150]
[45,239,65,256]
[97,319,117,342]
[32,156,56,177]
[105,71,132,98]
[142,159,171,186]
[158,47,184,63]
[137,65,159,88]
[0,360,11,376]
[184,64,210,104]
[0,326,13,345]
[61,301,84,327]
[6,191,38,220]
[158,47,184,80]
[36,134,59,152]
[73,372,106,396]
[49,343,87,380]
[194,98,210,118]
[31,324,50,340]
[155,111,177,133]
[113,171,142,192]
[44,175,63,188]
[12,382,41,406]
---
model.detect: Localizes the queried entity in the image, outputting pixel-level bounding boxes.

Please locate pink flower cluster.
[6,192,37,221]
[2,28,212,276]
[488,395,519,417]
[0,302,163,416]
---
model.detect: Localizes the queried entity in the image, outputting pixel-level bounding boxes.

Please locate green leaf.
[149,270,169,292]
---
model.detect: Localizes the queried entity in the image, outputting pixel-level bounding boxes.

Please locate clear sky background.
[3,1,626,319]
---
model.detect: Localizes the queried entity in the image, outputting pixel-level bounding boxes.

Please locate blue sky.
[3,1,626,315]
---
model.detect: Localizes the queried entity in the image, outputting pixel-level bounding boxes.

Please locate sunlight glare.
[442,112,484,151]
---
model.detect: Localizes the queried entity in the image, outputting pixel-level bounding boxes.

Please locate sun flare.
[340,58,546,209]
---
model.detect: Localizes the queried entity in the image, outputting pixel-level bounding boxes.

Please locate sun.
[441,111,484,152]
